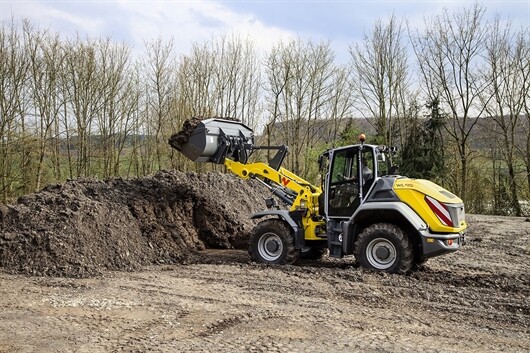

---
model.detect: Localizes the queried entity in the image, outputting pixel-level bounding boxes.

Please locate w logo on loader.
[281,176,290,186]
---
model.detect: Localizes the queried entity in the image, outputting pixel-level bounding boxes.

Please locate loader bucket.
[169,118,254,164]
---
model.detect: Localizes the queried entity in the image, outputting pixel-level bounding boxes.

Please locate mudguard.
[251,210,304,249]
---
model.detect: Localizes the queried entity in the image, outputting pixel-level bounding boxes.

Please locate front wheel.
[354,223,413,274]
[248,219,299,265]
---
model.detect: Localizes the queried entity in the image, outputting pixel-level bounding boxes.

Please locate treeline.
[1,3,529,216]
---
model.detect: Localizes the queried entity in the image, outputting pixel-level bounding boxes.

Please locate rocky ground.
[0,172,528,352]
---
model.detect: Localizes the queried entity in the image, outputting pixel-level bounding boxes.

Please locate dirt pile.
[0,171,266,278]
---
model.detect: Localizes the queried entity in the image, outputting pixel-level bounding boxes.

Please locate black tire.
[412,258,429,271]
[248,219,299,265]
[354,223,413,274]
[300,247,327,260]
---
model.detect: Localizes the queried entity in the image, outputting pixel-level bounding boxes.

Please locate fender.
[341,202,428,255]
[251,210,304,249]
[352,201,427,228]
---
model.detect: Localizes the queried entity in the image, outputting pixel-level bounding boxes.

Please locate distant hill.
[256,115,528,151]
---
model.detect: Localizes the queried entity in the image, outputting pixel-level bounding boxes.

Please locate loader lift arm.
[224,157,321,208]
[223,154,326,248]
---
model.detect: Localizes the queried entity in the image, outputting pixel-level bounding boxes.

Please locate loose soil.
[168,117,203,151]
[0,171,264,277]
[0,171,528,352]
[168,117,240,151]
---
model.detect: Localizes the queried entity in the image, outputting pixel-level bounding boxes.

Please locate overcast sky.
[1,0,529,62]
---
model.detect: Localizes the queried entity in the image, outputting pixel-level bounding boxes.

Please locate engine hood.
[393,178,463,204]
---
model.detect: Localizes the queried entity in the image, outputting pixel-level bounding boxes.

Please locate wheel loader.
[171,118,467,274]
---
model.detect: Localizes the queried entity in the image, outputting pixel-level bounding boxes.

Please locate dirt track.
[1,213,528,353]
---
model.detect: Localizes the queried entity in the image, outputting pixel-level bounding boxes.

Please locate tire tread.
[354,223,413,274]
[248,219,298,264]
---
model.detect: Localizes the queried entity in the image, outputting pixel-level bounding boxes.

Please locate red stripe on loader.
[425,196,452,226]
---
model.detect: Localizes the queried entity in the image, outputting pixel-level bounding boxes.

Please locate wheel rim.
[257,232,283,261]
[366,238,397,270]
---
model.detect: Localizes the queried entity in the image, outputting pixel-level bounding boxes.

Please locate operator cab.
[321,139,397,219]
[325,145,377,218]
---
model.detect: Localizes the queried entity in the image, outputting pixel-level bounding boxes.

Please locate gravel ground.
[0,214,528,353]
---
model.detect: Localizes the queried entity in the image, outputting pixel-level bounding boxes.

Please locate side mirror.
[318,151,329,171]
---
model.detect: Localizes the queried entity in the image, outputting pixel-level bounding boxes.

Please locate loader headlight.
[299,199,308,209]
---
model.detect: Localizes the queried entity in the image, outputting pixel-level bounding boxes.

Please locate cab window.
[330,149,356,184]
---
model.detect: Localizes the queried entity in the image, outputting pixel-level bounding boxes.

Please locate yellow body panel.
[394,178,467,233]
[303,218,325,240]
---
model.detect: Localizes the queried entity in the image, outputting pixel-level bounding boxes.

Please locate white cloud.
[118,0,296,55]
[2,0,527,59]
[0,0,296,56]
[1,1,104,37]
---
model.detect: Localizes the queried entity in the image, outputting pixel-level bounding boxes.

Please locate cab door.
[325,147,361,218]
[325,146,378,218]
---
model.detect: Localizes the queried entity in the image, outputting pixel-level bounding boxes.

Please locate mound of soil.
[0,171,266,278]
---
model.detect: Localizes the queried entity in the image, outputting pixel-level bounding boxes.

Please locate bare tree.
[211,34,261,128]
[263,44,291,158]
[143,37,177,173]
[514,29,530,198]
[411,3,489,203]
[93,37,133,178]
[114,65,141,177]
[124,62,145,178]
[0,19,30,201]
[349,13,410,146]
[63,36,103,177]
[263,38,335,175]
[324,65,354,143]
[177,41,216,118]
[481,17,529,215]
[23,21,66,190]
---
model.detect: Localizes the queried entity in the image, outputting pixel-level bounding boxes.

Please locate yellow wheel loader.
[171,118,467,274]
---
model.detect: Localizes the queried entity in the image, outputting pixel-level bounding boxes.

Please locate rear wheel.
[249,219,299,264]
[354,223,413,274]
